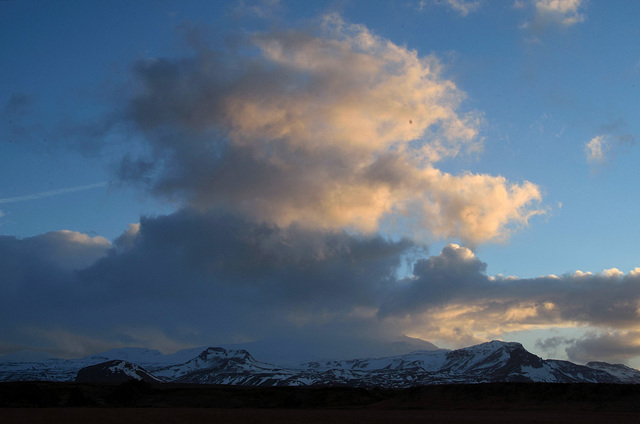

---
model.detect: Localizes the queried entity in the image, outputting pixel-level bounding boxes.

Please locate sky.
[1,0,640,366]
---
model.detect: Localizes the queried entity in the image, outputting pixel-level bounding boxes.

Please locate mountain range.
[2,340,640,387]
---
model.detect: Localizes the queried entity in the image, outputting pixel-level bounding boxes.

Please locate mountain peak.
[198,347,253,361]
[482,340,524,349]
[76,359,161,383]
[5,340,640,386]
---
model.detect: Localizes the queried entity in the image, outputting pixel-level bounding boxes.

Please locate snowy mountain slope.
[82,346,209,371]
[2,340,640,386]
[586,361,640,383]
[83,348,166,369]
[154,347,283,383]
[0,357,77,382]
[0,346,206,382]
[76,360,163,383]
[150,341,640,387]
[299,349,449,373]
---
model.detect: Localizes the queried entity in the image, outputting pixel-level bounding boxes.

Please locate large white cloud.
[121,14,543,244]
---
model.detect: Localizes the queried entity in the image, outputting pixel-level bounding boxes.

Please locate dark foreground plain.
[3,381,640,423]
[4,408,640,424]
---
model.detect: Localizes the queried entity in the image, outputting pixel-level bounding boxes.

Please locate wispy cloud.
[585,133,636,168]
[521,0,586,32]
[232,0,281,19]
[0,182,108,205]
[534,0,585,26]
[518,0,586,41]
[422,0,481,16]
[444,0,481,16]
[585,134,610,164]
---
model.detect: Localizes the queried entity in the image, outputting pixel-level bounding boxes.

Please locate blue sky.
[2,0,640,366]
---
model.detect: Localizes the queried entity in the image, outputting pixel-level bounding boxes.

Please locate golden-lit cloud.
[124,14,543,244]
[377,243,640,352]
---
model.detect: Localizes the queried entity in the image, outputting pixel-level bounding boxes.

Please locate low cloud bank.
[2,209,640,364]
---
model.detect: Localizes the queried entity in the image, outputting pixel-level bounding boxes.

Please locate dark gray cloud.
[378,243,488,316]
[0,209,414,356]
[3,209,640,363]
[84,209,411,308]
[0,231,109,273]
[0,231,111,356]
[565,332,640,365]
[535,336,575,353]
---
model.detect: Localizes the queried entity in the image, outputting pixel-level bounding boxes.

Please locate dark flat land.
[3,408,640,424]
[2,382,640,423]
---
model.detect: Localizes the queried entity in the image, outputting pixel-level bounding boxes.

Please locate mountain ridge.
[2,340,639,386]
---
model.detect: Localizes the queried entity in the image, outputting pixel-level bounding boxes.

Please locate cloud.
[117,14,542,244]
[0,209,414,356]
[444,0,482,16]
[4,13,596,361]
[0,182,108,205]
[232,0,282,18]
[426,0,481,16]
[535,335,575,355]
[533,0,585,26]
[0,230,110,272]
[3,208,640,363]
[0,230,112,356]
[519,0,586,37]
[376,244,640,350]
[585,133,636,167]
[585,135,609,164]
[565,331,640,364]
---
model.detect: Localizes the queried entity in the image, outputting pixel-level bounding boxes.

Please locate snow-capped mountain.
[0,345,205,382]
[150,341,632,387]
[285,341,620,386]
[153,347,296,385]
[76,360,162,383]
[2,340,639,386]
[81,346,211,371]
[586,361,640,383]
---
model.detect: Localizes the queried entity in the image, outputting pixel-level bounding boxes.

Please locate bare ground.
[3,408,640,424]
[3,382,640,423]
